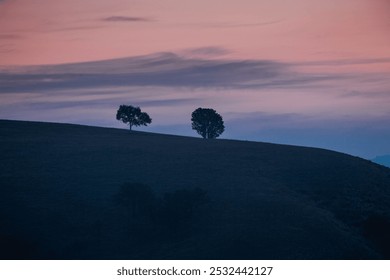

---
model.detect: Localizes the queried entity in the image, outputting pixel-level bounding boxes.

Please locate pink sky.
[1,0,389,65]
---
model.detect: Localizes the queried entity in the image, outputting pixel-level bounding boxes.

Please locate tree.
[191,107,225,139]
[116,105,152,130]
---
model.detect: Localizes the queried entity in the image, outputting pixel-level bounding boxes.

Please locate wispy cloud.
[180,47,230,57]
[0,34,21,40]
[102,16,152,22]
[47,25,104,33]
[23,97,201,111]
[296,57,390,67]
[186,19,284,29]
[0,44,16,54]
[0,51,346,93]
[342,90,390,99]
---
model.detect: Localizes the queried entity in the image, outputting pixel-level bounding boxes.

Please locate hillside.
[1,119,390,259]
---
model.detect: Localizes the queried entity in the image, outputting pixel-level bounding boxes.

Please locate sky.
[0,0,389,159]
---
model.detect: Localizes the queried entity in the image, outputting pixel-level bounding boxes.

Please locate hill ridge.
[0,118,365,158]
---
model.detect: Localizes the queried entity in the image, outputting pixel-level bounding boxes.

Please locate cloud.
[38,16,152,33]
[102,16,151,22]
[0,51,345,93]
[226,19,283,28]
[0,44,16,54]
[342,90,390,99]
[135,98,202,107]
[0,34,21,40]
[180,47,230,57]
[296,57,390,67]
[187,19,284,29]
[47,25,104,33]
[25,97,202,111]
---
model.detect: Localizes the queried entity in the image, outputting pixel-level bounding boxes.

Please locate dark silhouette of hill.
[1,119,390,259]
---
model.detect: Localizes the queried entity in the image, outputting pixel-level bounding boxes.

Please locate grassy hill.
[1,119,390,259]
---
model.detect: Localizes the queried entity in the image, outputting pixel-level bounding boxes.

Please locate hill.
[1,119,390,259]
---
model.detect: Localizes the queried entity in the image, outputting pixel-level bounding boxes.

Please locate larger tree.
[116,105,152,130]
[191,107,225,139]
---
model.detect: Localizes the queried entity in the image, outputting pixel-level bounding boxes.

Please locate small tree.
[116,105,152,130]
[191,107,225,139]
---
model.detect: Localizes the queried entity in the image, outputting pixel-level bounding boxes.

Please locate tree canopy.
[191,107,225,139]
[116,105,152,130]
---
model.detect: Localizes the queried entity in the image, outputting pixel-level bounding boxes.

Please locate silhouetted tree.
[191,107,225,139]
[116,105,152,130]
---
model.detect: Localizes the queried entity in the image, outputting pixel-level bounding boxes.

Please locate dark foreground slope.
[1,120,390,259]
